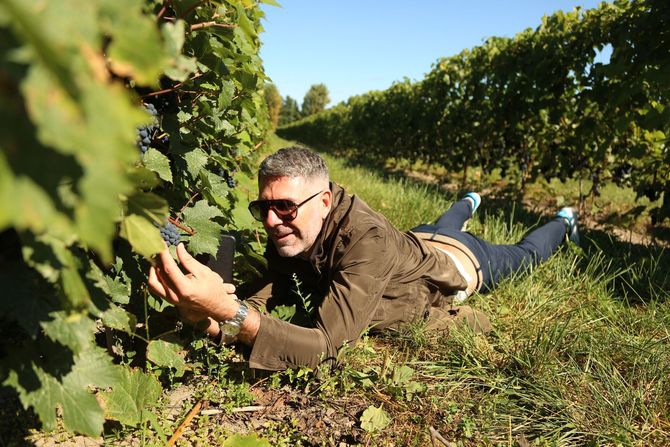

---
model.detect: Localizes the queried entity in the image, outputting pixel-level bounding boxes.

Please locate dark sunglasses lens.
[248,200,297,221]
[248,202,265,221]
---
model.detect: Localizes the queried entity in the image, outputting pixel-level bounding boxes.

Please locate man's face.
[258,175,331,257]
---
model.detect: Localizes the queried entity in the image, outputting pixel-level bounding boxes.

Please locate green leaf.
[99,0,167,85]
[218,80,236,109]
[223,434,272,447]
[126,191,169,224]
[360,405,391,433]
[184,148,209,179]
[162,21,197,82]
[391,365,414,386]
[99,368,162,427]
[146,340,187,377]
[41,311,95,353]
[143,148,173,183]
[235,4,257,42]
[182,200,224,256]
[101,305,137,334]
[128,166,162,189]
[87,260,132,304]
[199,171,230,209]
[4,345,122,436]
[259,0,281,6]
[120,214,165,259]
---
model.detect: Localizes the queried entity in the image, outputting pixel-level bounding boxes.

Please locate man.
[148,147,579,370]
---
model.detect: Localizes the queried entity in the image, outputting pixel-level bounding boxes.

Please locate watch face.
[220,321,240,337]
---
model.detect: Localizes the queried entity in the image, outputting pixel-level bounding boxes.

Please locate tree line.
[264,82,331,128]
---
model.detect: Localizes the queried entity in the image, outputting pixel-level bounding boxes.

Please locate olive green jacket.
[244,183,467,370]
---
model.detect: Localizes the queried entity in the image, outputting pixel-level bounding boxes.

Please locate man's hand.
[148,243,239,329]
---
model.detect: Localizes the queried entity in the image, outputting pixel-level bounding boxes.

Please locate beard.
[268,226,317,258]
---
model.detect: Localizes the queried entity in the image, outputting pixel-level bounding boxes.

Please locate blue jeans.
[412,199,567,292]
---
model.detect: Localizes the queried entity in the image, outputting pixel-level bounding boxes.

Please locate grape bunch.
[159,221,180,246]
[219,169,236,188]
[137,103,159,154]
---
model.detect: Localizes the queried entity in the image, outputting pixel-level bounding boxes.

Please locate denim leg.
[467,219,567,291]
[434,199,473,230]
[412,219,567,293]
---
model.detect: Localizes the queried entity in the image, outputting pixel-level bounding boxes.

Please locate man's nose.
[264,208,284,227]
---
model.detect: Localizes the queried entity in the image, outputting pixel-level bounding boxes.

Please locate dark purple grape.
[218,169,236,188]
[158,221,180,246]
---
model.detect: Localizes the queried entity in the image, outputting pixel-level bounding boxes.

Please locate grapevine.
[0,0,271,437]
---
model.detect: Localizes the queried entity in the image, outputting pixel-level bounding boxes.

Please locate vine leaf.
[182,200,224,256]
[99,367,162,427]
[120,214,165,259]
[41,311,96,352]
[184,148,209,179]
[146,339,187,377]
[100,0,167,85]
[126,191,169,224]
[4,346,122,436]
[143,148,173,183]
[360,405,391,433]
[101,304,137,334]
[87,260,132,305]
[199,170,230,210]
[162,20,198,82]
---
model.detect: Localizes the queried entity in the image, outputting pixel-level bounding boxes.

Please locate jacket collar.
[307,182,351,273]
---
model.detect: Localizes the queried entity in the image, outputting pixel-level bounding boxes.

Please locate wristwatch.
[218,300,248,345]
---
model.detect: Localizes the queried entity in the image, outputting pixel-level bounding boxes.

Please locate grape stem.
[141,72,205,98]
[168,217,195,235]
[190,21,236,31]
[156,0,172,21]
[179,191,201,214]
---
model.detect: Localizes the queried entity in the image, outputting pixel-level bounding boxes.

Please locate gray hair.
[258,146,329,181]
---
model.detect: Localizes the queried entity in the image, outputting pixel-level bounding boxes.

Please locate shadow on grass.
[304,142,670,306]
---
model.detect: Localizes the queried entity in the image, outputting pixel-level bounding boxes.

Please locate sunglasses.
[248,190,324,222]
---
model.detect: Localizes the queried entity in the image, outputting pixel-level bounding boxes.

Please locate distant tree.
[264,83,282,129]
[279,95,301,126]
[301,83,330,117]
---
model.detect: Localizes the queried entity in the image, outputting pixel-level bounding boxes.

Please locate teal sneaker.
[463,192,481,216]
[460,192,481,231]
[556,207,580,246]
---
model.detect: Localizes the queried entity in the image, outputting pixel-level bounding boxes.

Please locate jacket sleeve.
[247,226,392,370]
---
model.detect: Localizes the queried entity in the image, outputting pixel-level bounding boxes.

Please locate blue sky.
[259,1,609,107]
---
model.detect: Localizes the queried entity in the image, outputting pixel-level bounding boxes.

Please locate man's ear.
[320,189,332,218]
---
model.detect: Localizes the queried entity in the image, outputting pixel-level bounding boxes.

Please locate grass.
[21,134,669,446]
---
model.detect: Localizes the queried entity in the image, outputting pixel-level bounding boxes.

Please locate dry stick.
[428,427,452,446]
[168,400,203,446]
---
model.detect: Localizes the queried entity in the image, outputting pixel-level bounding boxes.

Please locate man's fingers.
[155,265,180,305]
[156,246,192,294]
[175,243,208,277]
[147,266,167,298]
[223,283,236,294]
